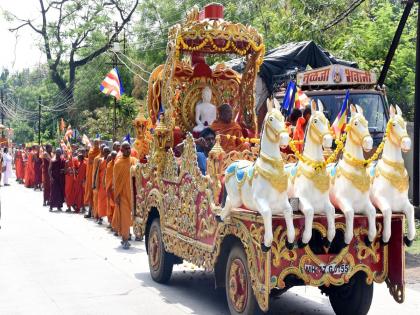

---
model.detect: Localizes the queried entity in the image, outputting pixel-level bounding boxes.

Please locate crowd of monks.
[14,140,138,249]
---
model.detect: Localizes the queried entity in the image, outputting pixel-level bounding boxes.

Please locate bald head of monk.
[121,142,131,158]
[103,146,111,159]
[45,144,53,154]
[93,139,100,148]
[55,148,62,158]
[113,141,121,152]
[218,103,233,124]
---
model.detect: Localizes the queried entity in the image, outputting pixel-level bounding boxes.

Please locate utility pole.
[111,21,121,142]
[413,0,420,207]
[1,89,4,138]
[38,96,42,146]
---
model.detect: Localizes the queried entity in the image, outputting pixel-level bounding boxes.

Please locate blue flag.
[282,81,297,116]
[124,133,131,144]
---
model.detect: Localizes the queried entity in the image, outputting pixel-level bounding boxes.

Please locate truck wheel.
[225,244,264,315]
[148,219,173,283]
[328,272,373,315]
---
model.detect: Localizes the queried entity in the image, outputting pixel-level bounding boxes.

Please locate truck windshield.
[310,93,387,133]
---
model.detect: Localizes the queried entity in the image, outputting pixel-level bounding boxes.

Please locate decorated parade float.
[131,4,415,315]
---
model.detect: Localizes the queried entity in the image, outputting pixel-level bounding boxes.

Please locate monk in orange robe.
[65,152,79,212]
[83,140,100,218]
[95,147,110,224]
[14,149,25,183]
[91,144,105,220]
[106,151,118,231]
[73,153,86,213]
[210,104,247,152]
[113,142,138,249]
[293,106,311,153]
[24,147,35,188]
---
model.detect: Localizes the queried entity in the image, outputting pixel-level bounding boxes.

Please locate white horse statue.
[370,105,415,245]
[287,100,335,247]
[216,101,294,251]
[329,104,376,245]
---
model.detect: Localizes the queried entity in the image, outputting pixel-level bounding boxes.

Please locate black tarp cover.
[226,41,357,93]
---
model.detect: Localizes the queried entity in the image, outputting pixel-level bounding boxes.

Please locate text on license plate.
[304,264,350,275]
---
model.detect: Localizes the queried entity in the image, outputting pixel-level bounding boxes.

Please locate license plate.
[304,263,350,275]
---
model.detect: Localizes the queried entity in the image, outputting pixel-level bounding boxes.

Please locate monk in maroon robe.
[42,145,53,206]
[48,148,66,211]
[33,147,43,191]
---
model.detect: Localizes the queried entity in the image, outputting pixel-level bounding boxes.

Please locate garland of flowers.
[342,121,390,167]
[224,134,260,144]
[176,35,264,55]
[288,120,392,169]
[289,132,347,169]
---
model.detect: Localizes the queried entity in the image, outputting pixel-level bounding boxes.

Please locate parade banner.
[297,64,376,86]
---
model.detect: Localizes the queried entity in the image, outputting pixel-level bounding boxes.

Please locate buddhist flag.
[294,88,310,109]
[282,81,297,116]
[100,67,124,100]
[332,90,350,138]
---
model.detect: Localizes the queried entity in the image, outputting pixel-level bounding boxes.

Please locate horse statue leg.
[372,196,392,244]
[403,200,416,247]
[324,201,336,247]
[336,199,354,245]
[254,197,274,252]
[297,197,314,247]
[365,203,378,246]
[217,194,233,222]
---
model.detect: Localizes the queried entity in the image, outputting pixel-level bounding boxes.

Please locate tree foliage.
[1,0,418,145]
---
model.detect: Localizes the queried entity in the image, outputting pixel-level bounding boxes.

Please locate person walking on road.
[48,148,66,211]
[42,145,53,206]
[2,147,13,186]
[113,142,137,249]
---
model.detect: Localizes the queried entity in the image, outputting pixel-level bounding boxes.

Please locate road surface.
[1,180,420,314]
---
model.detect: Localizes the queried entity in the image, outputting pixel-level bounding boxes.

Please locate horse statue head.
[263,99,289,148]
[388,105,411,153]
[306,100,333,150]
[347,104,373,153]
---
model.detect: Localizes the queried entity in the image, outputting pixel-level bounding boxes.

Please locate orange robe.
[91,155,102,218]
[84,147,100,208]
[24,153,35,188]
[15,151,24,180]
[74,160,86,211]
[293,117,307,153]
[112,156,137,239]
[65,157,79,208]
[96,158,108,218]
[106,159,116,225]
[210,120,246,152]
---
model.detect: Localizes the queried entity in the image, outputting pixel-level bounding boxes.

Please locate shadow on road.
[134,269,333,315]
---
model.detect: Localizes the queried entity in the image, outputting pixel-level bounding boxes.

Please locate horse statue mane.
[370,105,415,245]
[217,98,294,251]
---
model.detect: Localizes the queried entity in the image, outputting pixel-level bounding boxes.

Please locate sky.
[0,0,45,72]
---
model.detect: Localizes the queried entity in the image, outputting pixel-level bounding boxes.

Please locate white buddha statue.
[193,86,217,132]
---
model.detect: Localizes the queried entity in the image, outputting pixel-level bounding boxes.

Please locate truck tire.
[328,272,373,315]
[147,219,173,283]
[225,244,264,315]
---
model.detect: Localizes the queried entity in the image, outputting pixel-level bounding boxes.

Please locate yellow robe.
[91,154,102,218]
[112,156,137,239]
[84,147,100,207]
